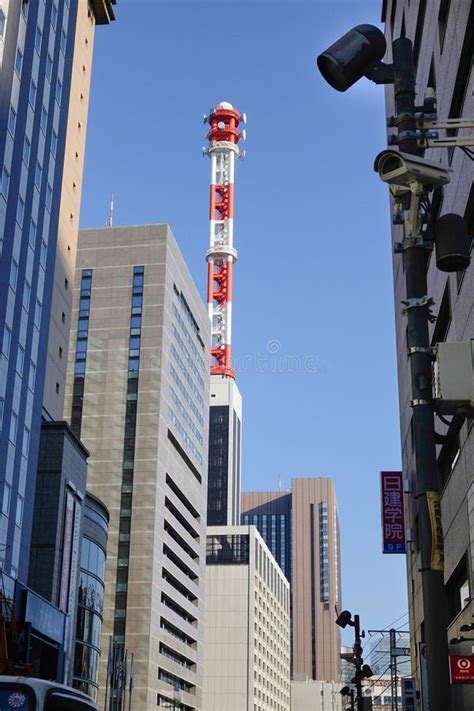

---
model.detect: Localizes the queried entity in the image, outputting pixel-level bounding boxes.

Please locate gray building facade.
[381,1,473,707]
[64,224,211,711]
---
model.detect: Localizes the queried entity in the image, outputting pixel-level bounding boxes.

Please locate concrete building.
[207,377,242,526]
[64,224,211,711]
[242,478,341,682]
[203,525,290,711]
[0,0,115,582]
[290,678,342,711]
[381,1,473,707]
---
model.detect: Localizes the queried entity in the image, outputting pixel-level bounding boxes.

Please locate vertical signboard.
[381,471,406,553]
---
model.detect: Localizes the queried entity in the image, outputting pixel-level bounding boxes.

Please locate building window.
[34,300,42,328]
[2,326,11,358]
[40,240,47,268]
[16,346,24,376]
[15,497,24,527]
[23,281,31,311]
[22,427,30,457]
[23,137,31,166]
[51,130,58,157]
[446,553,471,623]
[2,484,11,515]
[35,26,42,53]
[8,106,16,136]
[16,197,25,227]
[0,11,5,37]
[1,168,10,199]
[46,184,52,211]
[46,53,53,80]
[9,261,18,292]
[15,48,23,75]
[28,362,36,391]
[29,80,37,107]
[9,412,18,444]
[55,78,62,105]
[28,221,36,248]
[35,161,42,189]
[51,3,58,29]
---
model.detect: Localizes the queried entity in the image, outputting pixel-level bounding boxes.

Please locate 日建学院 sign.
[381,471,406,554]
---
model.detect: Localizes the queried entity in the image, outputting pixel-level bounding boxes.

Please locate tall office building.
[381,2,473,708]
[203,525,290,711]
[0,0,115,581]
[242,478,341,682]
[64,225,210,711]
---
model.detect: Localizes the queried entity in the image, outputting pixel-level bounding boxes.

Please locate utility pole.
[391,37,451,710]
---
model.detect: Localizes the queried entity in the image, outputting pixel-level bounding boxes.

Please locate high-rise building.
[242,478,341,682]
[381,2,473,708]
[203,525,291,711]
[64,224,211,711]
[203,103,245,527]
[0,0,115,582]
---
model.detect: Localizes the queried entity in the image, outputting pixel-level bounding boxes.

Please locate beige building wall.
[43,0,116,419]
[65,225,210,711]
[242,478,341,683]
[290,679,342,711]
[203,525,291,711]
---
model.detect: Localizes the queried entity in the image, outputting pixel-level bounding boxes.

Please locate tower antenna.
[106,193,114,228]
[203,101,246,378]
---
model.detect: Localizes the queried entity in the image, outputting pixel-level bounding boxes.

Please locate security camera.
[374,149,451,190]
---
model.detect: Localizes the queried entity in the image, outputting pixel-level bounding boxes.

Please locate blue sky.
[81,0,409,644]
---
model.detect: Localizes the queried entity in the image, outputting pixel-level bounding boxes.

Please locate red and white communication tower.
[203,101,246,378]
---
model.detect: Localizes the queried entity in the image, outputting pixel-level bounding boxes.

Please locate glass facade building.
[74,492,109,699]
[0,0,116,583]
[0,0,79,582]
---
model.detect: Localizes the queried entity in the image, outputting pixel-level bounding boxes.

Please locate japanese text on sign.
[381,471,406,554]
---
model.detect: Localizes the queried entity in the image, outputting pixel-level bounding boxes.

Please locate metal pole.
[390,628,396,711]
[353,615,363,711]
[392,37,451,711]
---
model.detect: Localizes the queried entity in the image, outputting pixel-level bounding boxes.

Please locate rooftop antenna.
[278,473,282,492]
[106,193,114,227]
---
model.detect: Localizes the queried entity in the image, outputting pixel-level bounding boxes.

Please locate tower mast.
[203,101,245,378]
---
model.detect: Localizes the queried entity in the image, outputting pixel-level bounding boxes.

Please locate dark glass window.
[207,406,229,525]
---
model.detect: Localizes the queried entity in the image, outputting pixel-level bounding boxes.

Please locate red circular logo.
[458,658,471,671]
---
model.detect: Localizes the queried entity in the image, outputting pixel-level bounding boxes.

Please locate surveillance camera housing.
[336,610,353,628]
[374,149,451,190]
[317,24,387,92]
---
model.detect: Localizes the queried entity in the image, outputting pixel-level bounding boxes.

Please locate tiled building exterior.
[203,525,290,711]
[64,224,210,711]
[382,1,473,707]
[242,478,341,683]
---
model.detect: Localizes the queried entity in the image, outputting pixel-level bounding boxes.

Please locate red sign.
[450,655,474,684]
[381,471,406,554]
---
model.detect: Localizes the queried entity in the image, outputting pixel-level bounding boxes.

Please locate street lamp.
[318,24,473,711]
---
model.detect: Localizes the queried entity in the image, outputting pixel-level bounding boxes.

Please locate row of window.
[114,266,144,644]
